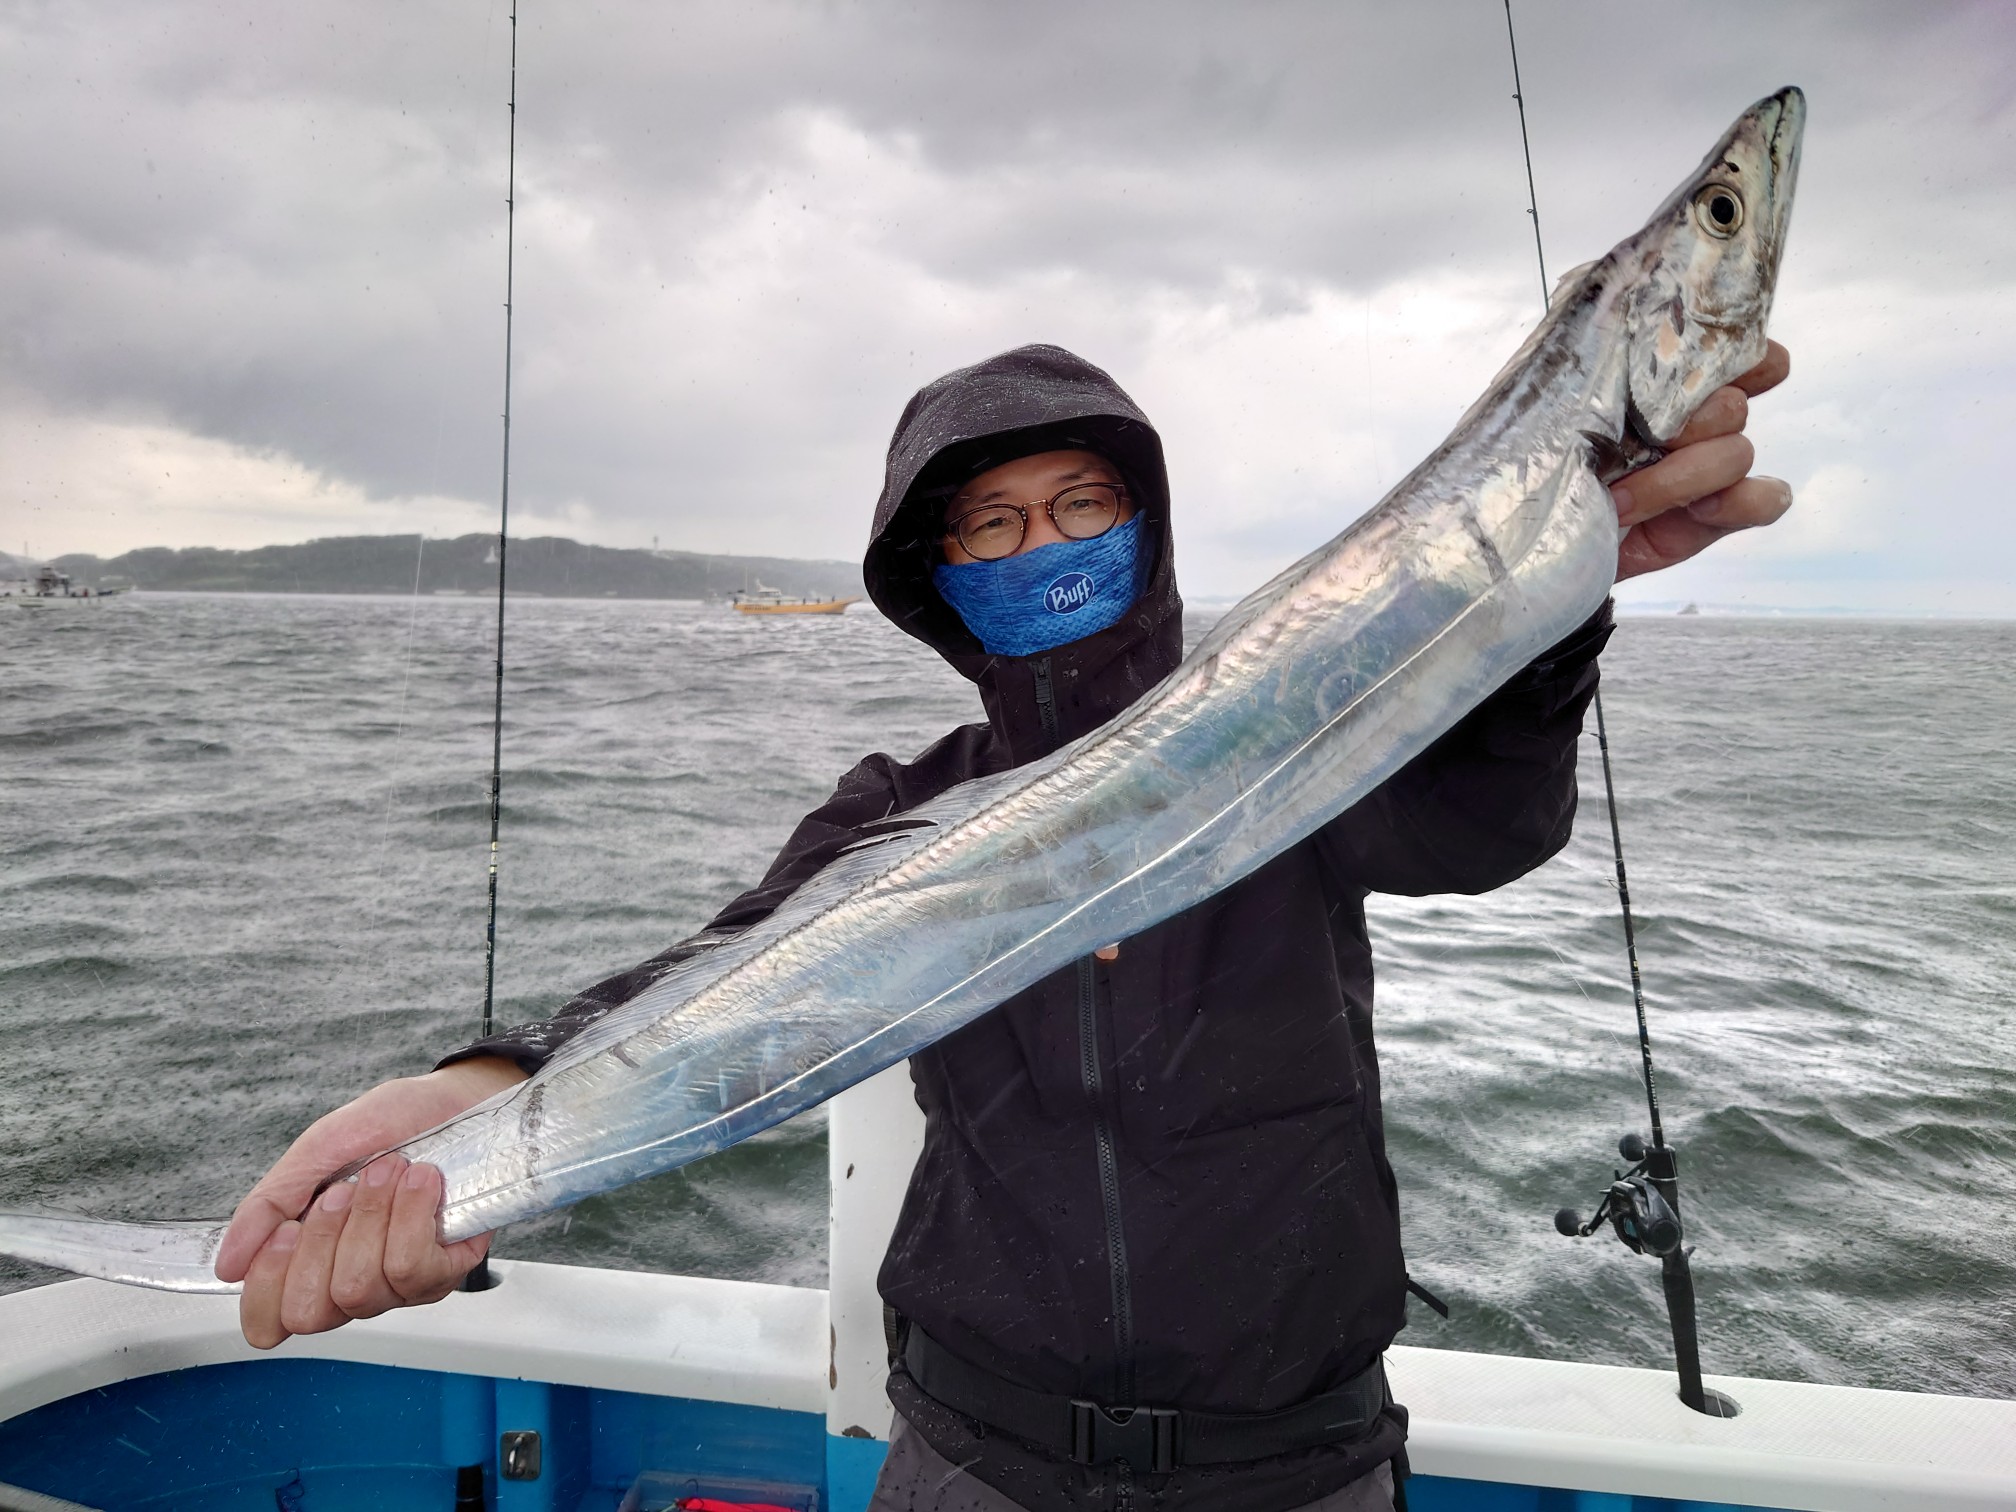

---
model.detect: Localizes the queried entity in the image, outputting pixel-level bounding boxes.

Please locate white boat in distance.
[3,566,125,608]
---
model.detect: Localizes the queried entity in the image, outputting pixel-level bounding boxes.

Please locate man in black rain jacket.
[219,340,1796,1512]
[480,344,1609,1511]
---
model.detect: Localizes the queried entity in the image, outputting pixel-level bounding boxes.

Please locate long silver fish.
[0,88,1803,1292]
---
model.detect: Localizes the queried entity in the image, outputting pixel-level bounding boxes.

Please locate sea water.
[2,593,2011,1397]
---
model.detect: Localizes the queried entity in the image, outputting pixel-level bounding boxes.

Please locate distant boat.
[1678,602,1700,616]
[3,566,124,608]
[731,584,860,616]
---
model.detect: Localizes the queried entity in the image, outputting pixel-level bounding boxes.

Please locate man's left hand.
[1610,339,1793,581]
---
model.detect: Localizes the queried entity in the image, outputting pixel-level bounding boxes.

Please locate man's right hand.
[215,1056,529,1349]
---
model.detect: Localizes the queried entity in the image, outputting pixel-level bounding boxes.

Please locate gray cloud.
[3,0,2013,608]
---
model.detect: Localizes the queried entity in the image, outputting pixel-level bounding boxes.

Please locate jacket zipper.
[1031,657,1059,750]
[1079,956,1136,1403]
[1032,657,1137,1403]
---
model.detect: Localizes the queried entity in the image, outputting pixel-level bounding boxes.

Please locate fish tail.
[0,1209,239,1294]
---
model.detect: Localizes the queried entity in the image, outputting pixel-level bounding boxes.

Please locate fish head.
[1616,86,1805,445]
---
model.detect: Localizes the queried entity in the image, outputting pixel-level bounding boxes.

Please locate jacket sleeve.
[438,753,906,1077]
[1315,600,1615,897]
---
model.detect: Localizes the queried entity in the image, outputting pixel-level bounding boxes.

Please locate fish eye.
[1693,184,1745,239]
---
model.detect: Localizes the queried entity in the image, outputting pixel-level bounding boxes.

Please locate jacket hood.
[865,344,1186,761]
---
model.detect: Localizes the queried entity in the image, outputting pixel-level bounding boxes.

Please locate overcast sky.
[4,1,2012,612]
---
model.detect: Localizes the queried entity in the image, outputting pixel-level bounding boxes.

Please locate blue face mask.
[933,514,1149,658]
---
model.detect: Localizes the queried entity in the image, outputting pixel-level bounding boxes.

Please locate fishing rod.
[481,0,520,1047]
[1500,0,1735,1418]
[464,0,522,1301]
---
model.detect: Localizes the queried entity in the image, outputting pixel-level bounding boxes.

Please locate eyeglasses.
[943,482,1128,562]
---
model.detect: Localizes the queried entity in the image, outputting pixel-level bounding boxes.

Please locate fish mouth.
[1760,86,1806,248]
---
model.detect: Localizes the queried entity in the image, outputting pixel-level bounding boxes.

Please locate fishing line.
[480,0,520,1041]
[1501,0,1663,1151]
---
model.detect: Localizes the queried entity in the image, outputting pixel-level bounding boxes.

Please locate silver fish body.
[0,89,1804,1293]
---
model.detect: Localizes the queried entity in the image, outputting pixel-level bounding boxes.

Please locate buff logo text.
[1045,572,1095,614]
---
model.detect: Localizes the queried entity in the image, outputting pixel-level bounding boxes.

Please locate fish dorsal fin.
[1550,260,1598,308]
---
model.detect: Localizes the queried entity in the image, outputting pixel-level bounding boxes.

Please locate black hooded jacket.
[449,345,1613,1512]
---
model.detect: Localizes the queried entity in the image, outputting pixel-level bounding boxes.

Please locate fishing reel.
[1553,1132,1738,1417]
[1554,1132,1683,1258]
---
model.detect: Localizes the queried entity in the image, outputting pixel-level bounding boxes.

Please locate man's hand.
[1611,340,1793,581]
[215,1056,529,1349]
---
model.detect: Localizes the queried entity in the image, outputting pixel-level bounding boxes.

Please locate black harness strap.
[898,1322,1388,1474]
[1405,1275,1452,1318]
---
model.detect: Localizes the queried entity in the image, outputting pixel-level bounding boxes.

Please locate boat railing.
[2,1071,2012,1509]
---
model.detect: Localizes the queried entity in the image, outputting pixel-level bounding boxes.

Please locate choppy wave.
[2,594,2011,1395]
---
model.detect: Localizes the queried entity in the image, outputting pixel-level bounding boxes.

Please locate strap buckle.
[1068,1400,1179,1473]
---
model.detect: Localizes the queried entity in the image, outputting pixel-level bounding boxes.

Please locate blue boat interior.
[0,1358,1792,1512]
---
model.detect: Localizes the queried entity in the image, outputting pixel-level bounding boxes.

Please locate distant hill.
[47,534,863,602]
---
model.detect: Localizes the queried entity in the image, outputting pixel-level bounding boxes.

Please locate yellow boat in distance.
[730,583,862,615]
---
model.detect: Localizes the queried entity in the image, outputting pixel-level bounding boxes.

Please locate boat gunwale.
[4,1258,2013,1512]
